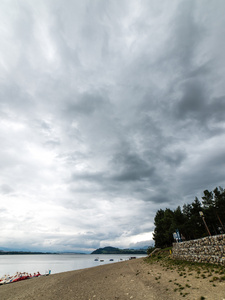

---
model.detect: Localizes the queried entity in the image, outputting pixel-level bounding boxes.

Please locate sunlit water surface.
[0,254,146,277]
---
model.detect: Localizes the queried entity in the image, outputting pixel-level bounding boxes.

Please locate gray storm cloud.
[0,0,225,252]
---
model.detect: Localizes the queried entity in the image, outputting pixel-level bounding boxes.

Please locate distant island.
[91,246,147,255]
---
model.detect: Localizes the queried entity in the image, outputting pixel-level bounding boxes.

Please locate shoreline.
[0,253,146,279]
[0,257,225,299]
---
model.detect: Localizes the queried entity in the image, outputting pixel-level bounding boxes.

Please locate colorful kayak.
[0,271,41,285]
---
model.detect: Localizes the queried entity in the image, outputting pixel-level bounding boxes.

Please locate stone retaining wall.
[172,234,225,265]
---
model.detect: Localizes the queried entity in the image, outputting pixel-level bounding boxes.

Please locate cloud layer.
[0,0,225,252]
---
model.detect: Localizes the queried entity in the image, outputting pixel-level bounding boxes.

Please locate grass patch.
[144,247,225,283]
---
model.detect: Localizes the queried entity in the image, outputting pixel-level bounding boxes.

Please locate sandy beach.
[0,257,225,300]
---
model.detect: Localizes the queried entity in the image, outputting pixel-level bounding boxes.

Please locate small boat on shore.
[0,271,41,285]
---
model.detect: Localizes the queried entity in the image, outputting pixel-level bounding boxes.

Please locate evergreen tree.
[153,208,174,248]
[153,187,225,249]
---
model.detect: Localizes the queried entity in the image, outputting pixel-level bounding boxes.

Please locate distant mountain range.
[0,250,87,255]
[0,245,149,255]
[0,246,87,255]
[0,250,53,255]
[91,246,147,255]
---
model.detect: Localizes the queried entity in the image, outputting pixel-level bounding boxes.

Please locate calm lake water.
[0,254,146,277]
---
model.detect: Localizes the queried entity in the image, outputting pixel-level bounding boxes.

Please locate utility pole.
[199,211,211,236]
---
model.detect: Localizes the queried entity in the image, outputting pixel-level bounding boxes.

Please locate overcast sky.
[0,0,225,253]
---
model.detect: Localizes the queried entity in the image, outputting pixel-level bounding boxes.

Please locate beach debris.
[0,271,41,285]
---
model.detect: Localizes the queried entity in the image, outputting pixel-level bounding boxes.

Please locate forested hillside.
[91,246,147,254]
[153,187,225,248]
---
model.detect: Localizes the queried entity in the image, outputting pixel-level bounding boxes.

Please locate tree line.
[153,186,225,248]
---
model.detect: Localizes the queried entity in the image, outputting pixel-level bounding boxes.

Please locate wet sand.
[0,257,225,300]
